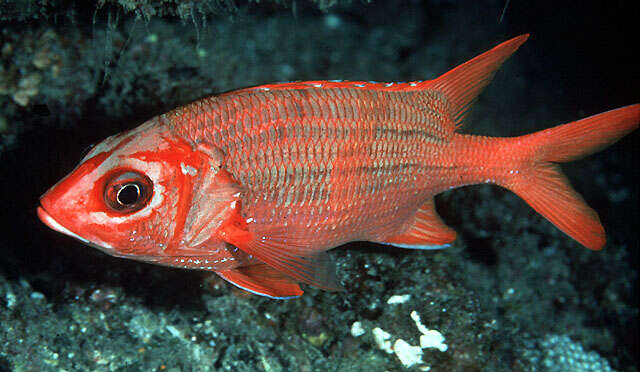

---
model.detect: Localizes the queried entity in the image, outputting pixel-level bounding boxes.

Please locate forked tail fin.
[503,104,639,250]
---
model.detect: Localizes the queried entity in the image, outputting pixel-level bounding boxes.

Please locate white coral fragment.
[393,339,424,368]
[411,310,448,352]
[372,327,393,354]
[387,294,411,304]
[350,321,365,337]
[420,332,448,352]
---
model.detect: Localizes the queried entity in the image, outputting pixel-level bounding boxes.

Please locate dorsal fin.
[430,34,529,128]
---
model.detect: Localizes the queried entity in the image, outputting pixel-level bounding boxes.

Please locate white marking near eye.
[89,182,164,225]
[85,134,121,161]
[87,120,160,160]
[89,157,166,223]
[124,159,162,184]
[89,211,130,224]
[180,163,198,176]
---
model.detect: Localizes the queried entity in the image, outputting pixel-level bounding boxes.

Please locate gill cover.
[38,119,241,261]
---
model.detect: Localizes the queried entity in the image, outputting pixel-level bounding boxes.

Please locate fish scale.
[38,35,639,298]
[165,86,451,247]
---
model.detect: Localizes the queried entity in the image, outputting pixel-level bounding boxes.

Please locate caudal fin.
[505,104,639,250]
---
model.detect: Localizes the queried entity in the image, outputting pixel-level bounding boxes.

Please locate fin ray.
[430,34,529,127]
[501,104,640,250]
[379,199,457,248]
[244,239,343,291]
[217,216,344,291]
[217,264,303,299]
[506,163,605,250]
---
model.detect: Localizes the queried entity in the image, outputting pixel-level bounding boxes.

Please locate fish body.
[38,35,639,298]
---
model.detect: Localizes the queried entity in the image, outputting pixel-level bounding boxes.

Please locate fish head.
[37,118,238,263]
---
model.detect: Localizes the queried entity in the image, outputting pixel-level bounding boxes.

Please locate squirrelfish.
[37,35,639,298]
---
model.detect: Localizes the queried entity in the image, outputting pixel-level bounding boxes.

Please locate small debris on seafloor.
[387,294,411,304]
[393,339,424,368]
[369,310,448,368]
[372,327,393,354]
[350,321,366,337]
[411,311,448,352]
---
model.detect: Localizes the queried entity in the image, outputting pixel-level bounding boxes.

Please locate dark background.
[0,0,638,370]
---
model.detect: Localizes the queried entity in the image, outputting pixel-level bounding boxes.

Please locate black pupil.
[117,184,140,205]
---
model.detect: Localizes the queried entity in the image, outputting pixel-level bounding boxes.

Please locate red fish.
[37,35,639,298]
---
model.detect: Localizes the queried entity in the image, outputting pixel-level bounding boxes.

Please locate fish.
[37,34,639,298]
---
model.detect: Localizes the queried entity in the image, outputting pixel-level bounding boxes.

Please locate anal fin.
[217,264,303,299]
[380,199,457,249]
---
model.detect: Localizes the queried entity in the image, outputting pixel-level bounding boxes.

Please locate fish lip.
[37,204,91,245]
[37,204,124,256]
[37,204,63,233]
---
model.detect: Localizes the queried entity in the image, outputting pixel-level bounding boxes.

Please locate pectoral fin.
[243,238,343,291]
[217,213,343,291]
[380,199,457,249]
[217,264,303,299]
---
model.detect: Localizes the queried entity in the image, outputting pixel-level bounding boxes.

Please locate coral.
[522,334,616,372]
[0,0,637,371]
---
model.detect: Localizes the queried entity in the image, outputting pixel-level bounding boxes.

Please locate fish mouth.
[37,205,91,245]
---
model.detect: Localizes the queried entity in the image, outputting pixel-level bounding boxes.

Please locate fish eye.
[116,183,141,206]
[104,171,153,213]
